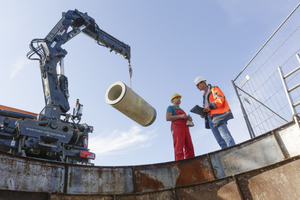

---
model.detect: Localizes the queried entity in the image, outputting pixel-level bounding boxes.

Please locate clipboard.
[190,105,208,116]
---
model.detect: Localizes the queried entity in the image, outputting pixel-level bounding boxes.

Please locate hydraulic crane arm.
[82,26,130,59]
[42,9,130,60]
[27,9,131,119]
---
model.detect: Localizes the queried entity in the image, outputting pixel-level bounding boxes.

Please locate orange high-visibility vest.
[205,86,231,116]
[203,85,233,128]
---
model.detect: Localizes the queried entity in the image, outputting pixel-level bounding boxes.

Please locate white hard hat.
[194,76,206,85]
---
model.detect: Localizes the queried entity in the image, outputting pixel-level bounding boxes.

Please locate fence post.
[232,80,256,138]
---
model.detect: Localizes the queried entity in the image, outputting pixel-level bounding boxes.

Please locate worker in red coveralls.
[166,93,195,161]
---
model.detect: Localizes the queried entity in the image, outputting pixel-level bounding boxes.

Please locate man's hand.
[180,114,188,119]
[203,106,211,112]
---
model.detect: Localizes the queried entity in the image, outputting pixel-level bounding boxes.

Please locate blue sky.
[0,0,299,166]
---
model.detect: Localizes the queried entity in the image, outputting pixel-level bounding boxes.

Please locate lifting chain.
[128,59,133,88]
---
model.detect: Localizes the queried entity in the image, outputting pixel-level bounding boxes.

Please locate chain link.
[128,59,132,88]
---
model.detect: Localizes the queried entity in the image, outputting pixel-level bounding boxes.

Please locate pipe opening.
[107,85,123,101]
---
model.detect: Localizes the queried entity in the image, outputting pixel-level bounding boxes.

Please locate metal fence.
[233,3,300,137]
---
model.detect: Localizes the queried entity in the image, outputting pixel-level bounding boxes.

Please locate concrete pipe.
[105,82,156,127]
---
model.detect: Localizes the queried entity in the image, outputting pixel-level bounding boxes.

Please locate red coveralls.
[171,106,195,161]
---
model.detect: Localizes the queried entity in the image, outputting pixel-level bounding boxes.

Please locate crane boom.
[27,9,131,119]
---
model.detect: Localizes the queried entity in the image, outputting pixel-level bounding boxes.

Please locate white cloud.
[10,57,30,79]
[88,125,158,155]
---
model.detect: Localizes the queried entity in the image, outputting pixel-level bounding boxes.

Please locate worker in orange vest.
[194,76,235,149]
[166,93,195,161]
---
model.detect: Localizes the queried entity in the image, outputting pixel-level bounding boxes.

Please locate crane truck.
[0,9,131,165]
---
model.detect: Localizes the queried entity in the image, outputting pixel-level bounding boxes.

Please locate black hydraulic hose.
[26,39,45,60]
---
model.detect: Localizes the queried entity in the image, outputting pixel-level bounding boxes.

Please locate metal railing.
[233,3,300,137]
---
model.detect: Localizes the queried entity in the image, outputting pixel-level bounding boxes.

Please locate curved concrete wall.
[0,121,299,199]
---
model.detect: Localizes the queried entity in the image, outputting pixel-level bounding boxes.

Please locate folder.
[190,105,208,116]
